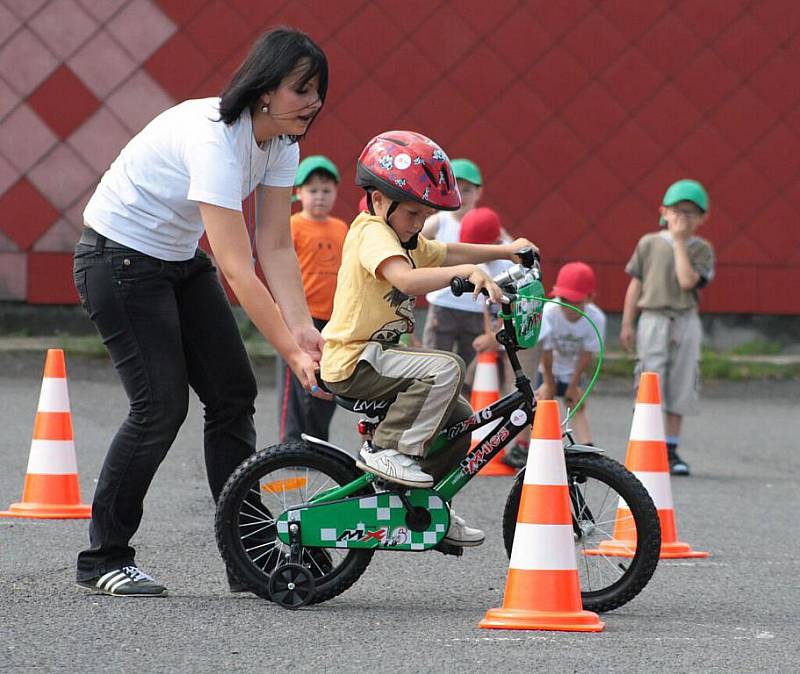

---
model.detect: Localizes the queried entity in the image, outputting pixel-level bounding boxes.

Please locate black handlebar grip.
[450,277,489,298]
[450,277,472,297]
[516,246,539,268]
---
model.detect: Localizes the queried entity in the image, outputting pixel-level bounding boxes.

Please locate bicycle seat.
[332,394,396,419]
[316,375,396,419]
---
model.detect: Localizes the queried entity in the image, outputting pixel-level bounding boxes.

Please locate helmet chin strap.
[366,191,418,250]
[401,231,419,250]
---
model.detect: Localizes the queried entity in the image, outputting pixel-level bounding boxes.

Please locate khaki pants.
[325,342,473,481]
[635,308,702,415]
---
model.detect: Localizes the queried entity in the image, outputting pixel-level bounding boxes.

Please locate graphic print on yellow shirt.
[321,212,446,382]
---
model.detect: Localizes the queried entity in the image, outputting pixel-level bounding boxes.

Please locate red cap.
[551,262,596,303]
[459,207,501,244]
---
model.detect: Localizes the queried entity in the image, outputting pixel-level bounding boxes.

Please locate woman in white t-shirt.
[73,28,328,597]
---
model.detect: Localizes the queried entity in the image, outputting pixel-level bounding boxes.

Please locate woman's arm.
[199,202,319,389]
[254,185,323,360]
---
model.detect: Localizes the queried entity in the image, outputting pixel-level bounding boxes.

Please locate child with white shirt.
[536,262,606,446]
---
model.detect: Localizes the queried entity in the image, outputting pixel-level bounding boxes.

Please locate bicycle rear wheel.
[502,452,661,612]
[215,441,374,604]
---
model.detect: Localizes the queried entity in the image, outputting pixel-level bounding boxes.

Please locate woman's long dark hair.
[219,27,328,142]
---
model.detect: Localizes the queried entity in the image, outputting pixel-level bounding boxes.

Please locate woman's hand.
[467,266,506,304]
[292,323,324,361]
[504,238,538,262]
[287,349,331,400]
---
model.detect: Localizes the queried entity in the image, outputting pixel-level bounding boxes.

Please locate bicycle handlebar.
[449,247,539,299]
[449,276,486,298]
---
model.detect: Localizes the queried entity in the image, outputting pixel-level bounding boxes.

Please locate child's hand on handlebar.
[504,238,538,262]
[467,266,506,304]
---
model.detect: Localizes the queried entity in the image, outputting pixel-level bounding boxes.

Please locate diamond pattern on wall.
[28,0,98,60]
[0,178,59,250]
[0,0,798,313]
[68,30,138,98]
[28,65,100,138]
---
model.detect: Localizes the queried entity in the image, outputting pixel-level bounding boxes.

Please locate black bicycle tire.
[215,441,374,605]
[501,452,661,613]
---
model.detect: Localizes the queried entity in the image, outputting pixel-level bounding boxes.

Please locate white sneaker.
[356,443,434,488]
[444,511,485,547]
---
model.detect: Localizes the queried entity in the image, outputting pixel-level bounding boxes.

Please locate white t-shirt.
[84,98,299,261]
[538,300,606,381]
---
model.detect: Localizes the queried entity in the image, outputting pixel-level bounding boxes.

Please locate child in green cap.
[620,179,715,476]
[277,155,348,443]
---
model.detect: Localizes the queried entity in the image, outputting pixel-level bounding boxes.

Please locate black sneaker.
[501,442,528,469]
[668,448,690,476]
[77,565,167,597]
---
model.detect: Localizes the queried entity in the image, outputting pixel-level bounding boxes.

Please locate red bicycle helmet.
[356,130,461,211]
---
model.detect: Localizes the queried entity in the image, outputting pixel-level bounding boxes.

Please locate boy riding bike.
[320,130,535,546]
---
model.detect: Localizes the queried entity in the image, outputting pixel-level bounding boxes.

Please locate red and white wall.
[1,0,799,313]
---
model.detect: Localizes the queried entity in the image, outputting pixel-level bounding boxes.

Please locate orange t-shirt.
[291,213,349,321]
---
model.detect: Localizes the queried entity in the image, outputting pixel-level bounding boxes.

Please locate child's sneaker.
[500,441,529,469]
[668,448,690,476]
[444,511,485,547]
[357,441,434,488]
[77,565,167,597]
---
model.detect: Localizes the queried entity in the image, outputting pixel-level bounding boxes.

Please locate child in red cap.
[535,262,606,446]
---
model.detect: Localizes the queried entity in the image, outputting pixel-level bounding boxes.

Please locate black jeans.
[276,317,336,442]
[73,232,257,581]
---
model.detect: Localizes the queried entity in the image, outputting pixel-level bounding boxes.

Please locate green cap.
[294,155,340,187]
[451,158,483,186]
[662,179,709,212]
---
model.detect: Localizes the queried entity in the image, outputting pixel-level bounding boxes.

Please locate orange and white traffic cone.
[480,400,604,632]
[1,349,91,519]
[586,371,707,559]
[471,351,515,476]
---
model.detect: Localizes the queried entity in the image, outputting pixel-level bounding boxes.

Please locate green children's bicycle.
[215,249,661,611]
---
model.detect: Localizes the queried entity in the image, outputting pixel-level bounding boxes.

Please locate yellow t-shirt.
[321,212,446,382]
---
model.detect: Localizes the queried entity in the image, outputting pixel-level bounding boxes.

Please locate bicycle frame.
[308,337,537,506]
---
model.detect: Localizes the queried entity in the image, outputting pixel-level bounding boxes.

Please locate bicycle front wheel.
[215,441,375,604]
[502,452,661,613]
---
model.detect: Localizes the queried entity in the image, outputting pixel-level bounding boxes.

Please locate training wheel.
[268,563,316,609]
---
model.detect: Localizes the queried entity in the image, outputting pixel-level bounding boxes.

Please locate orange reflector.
[261,477,307,493]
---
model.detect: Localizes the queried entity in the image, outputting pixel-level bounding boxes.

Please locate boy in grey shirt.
[620,179,715,476]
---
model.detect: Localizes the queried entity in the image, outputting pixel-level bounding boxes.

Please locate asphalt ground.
[1,352,798,673]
